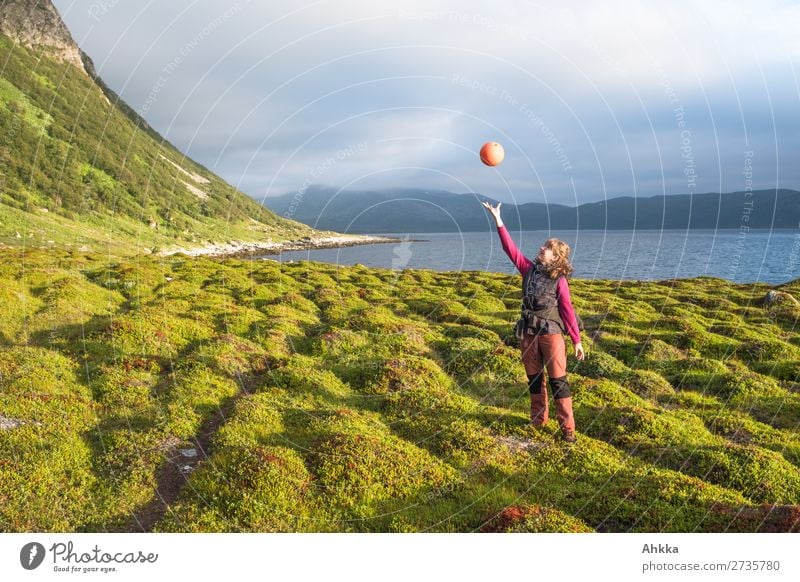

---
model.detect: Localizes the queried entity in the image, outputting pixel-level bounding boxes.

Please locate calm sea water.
[257,229,800,285]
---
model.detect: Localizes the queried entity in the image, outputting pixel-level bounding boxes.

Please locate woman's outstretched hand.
[482,200,502,225]
[575,342,586,361]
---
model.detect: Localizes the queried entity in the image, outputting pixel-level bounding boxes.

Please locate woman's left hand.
[575,342,585,361]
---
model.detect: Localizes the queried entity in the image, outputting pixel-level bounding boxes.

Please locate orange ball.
[479,141,504,166]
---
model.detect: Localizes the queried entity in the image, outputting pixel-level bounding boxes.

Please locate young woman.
[482,201,585,442]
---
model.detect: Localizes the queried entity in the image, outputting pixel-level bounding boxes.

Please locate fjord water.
[263,229,800,285]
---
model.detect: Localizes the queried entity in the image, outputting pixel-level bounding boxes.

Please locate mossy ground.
[1,248,798,532]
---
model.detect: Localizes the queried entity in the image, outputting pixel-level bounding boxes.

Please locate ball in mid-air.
[479,141,504,166]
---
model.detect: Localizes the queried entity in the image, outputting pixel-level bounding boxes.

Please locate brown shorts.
[520,332,567,377]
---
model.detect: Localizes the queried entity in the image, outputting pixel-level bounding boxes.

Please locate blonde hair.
[541,238,574,279]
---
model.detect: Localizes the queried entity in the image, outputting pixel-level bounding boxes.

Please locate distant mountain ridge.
[261,187,800,233]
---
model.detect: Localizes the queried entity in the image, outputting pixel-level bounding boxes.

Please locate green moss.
[259,302,320,334]
[24,271,125,342]
[461,293,508,314]
[639,338,687,366]
[312,286,371,323]
[160,364,240,439]
[697,409,800,467]
[662,390,722,409]
[592,333,646,367]
[0,347,95,434]
[90,428,164,491]
[309,422,460,518]
[0,433,96,531]
[736,337,799,361]
[442,336,525,384]
[345,305,419,334]
[211,304,263,336]
[0,276,38,344]
[668,317,741,358]
[572,377,649,409]
[626,368,676,400]
[748,360,800,382]
[767,301,800,329]
[313,329,393,392]
[439,322,501,343]
[155,446,331,532]
[737,392,800,430]
[212,393,285,449]
[94,360,160,419]
[0,347,98,531]
[573,348,630,381]
[108,306,215,358]
[200,263,256,296]
[190,334,269,377]
[663,357,731,394]
[379,356,477,415]
[576,401,800,504]
[514,437,751,532]
[280,289,322,314]
[1,251,798,532]
[269,354,352,404]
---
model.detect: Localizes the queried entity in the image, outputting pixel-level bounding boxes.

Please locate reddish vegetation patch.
[252,447,287,467]
[27,392,91,405]
[219,333,259,352]
[480,505,546,532]
[712,502,800,532]
[480,503,592,533]
[121,357,157,372]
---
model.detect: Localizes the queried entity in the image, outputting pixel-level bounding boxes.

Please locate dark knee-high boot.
[550,376,576,442]
[527,373,549,426]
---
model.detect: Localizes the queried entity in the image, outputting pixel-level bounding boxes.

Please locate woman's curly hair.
[541,238,574,279]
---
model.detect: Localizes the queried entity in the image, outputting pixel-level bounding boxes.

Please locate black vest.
[522,261,559,311]
[520,262,565,334]
[519,262,584,336]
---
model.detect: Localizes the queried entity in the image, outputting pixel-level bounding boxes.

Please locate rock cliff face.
[0,0,86,73]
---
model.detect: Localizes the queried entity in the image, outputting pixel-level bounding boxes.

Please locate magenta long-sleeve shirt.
[497,225,581,345]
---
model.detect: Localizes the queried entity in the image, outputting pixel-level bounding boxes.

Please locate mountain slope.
[0,1,336,255]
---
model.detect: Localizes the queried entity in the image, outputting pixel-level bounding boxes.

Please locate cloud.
[53,0,800,203]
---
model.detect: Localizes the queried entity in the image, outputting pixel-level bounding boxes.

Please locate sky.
[52,0,800,206]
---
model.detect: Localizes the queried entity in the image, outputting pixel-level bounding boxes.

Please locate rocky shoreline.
[157,233,405,259]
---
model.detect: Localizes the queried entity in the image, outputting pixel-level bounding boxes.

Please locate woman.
[482,201,585,443]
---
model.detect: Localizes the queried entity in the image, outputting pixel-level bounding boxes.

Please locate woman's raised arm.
[482,201,532,275]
